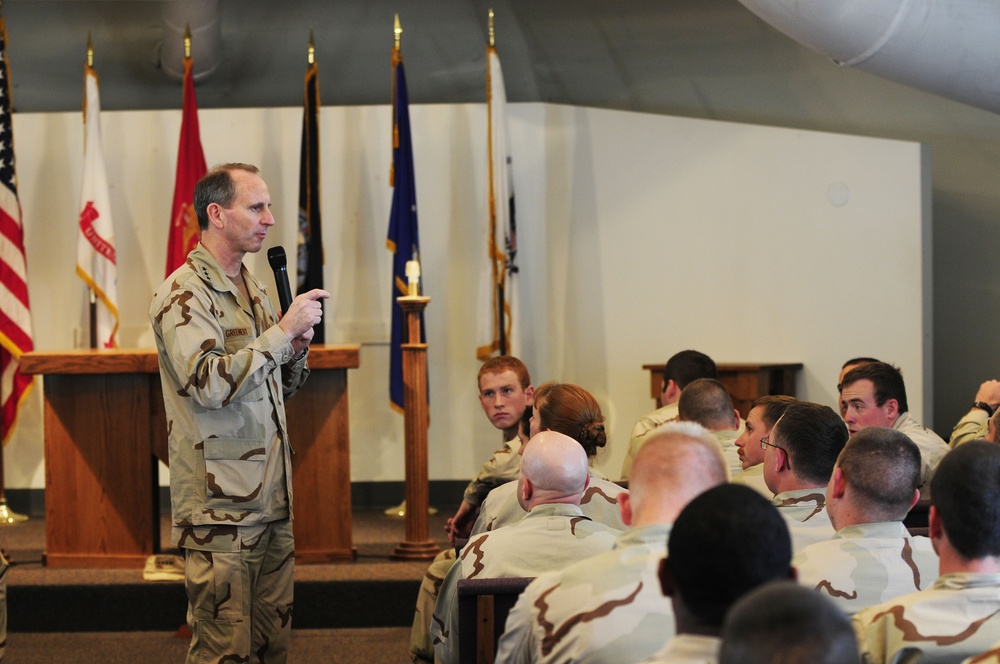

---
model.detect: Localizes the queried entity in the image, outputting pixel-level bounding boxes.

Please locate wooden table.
[642,362,802,418]
[21,345,359,568]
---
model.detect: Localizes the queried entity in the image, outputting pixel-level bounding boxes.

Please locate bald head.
[518,431,590,511]
[627,422,729,526]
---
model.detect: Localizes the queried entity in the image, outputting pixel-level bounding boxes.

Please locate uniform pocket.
[204,438,265,512]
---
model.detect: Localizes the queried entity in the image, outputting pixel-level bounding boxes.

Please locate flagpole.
[86,35,98,350]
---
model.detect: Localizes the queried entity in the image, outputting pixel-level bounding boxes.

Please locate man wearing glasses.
[761,401,849,552]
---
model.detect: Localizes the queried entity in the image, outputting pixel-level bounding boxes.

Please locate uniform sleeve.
[430,557,465,664]
[152,283,296,410]
[463,440,522,506]
[281,349,310,400]
[949,409,989,449]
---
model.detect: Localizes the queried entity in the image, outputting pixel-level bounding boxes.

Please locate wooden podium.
[21,345,360,568]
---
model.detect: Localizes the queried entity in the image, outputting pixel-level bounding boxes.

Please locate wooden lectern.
[393,296,441,560]
[21,345,359,568]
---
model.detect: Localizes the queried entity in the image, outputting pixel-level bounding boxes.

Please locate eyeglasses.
[760,436,791,468]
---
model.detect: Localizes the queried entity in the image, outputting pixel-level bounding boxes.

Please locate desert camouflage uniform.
[772,488,835,552]
[949,409,988,449]
[429,503,619,664]
[471,471,627,536]
[621,403,679,480]
[462,436,522,507]
[893,412,950,488]
[964,639,1000,663]
[853,572,1000,664]
[640,634,720,663]
[731,463,772,498]
[151,243,307,663]
[794,521,939,613]
[714,429,741,479]
[496,523,673,663]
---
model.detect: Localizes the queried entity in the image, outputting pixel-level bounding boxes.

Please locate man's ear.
[884,398,900,420]
[829,467,847,500]
[658,557,675,597]
[664,379,680,402]
[618,492,633,527]
[524,385,535,406]
[206,201,225,229]
[521,477,534,504]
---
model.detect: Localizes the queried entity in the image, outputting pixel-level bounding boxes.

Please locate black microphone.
[267,246,293,315]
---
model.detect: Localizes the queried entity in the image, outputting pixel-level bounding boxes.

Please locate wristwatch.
[973,401,996,416]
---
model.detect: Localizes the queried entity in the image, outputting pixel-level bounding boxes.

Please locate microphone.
[267,246,293,315]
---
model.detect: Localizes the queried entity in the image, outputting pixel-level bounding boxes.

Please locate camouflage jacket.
[640,634,720,664]
[794,521,939,613]
[430,503,620,664]
[963,639,1000,663]
[471,471,627,536]
[948,408,988,450]
[621,403,679,480]
[496,523,674,664]
[853,572,1000,664]
[893,412,950,488]
[732,463,772,498]
[772,488,836,552]
[150,244,308,550]
[462,435,522,507]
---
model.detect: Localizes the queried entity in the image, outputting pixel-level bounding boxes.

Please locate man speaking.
[150,163,328,663]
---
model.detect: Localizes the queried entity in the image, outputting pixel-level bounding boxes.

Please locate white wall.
[4,102,929,488]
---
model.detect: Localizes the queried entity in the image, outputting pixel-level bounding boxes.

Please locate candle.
[406,259,421,296]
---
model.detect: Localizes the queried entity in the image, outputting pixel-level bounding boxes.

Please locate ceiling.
[3,0,819,115]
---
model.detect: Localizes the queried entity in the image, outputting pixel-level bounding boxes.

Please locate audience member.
[732,395,796,497]
[410,356,533,662]
[641,484,795,663]
[948,379,1000,448]
[430,432,620,664]
[445,355,535,543]
[496,422,728,663]
[839,362,949,487]
[763,401,848,551]
[621,350,719,480]
[853,441,1000,663]
[677,378,742,477]
[794,427,938,612]
[837,357,881,414]
[719,581,860,664]
[472,382,626,535]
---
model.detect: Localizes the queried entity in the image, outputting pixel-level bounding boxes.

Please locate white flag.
[476,44,519,360]
[76,64,119,348]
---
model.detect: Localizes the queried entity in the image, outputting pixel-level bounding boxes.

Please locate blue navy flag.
[386,44,424,412]
[296,57,324,343]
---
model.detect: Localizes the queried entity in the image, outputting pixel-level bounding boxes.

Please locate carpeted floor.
[1,506,454,662]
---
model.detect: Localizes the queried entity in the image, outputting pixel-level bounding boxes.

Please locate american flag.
[0,19,34,444]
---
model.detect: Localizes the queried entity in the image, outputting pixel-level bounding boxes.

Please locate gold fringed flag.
[476,29,519,360]
[76,60,119,348]
[0,18,34,444]
[165,54,207,276]
[296,43,325,342]
[386,22,423,412]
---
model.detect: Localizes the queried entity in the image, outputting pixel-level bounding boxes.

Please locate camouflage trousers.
[410,547,457,663]
[183,519,294,664]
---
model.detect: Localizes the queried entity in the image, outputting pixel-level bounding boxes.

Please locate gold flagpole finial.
[87,32,94,68]
[488,8,495,47]
[183,23,192,60]
[394,13,402,50]
[308,30,315,65]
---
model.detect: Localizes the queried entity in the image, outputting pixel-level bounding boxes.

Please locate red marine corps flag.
[164,35,207,276]
[76,50,119,348]
[0,17,34,444]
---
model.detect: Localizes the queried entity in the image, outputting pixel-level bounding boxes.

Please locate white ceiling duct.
[736,0,1000,114]
[159,0,222,83]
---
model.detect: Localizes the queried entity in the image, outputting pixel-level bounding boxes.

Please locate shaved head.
[628,422,729,525]
[518,431,590,510]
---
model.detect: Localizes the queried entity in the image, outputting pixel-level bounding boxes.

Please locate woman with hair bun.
[471,382,626,535]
